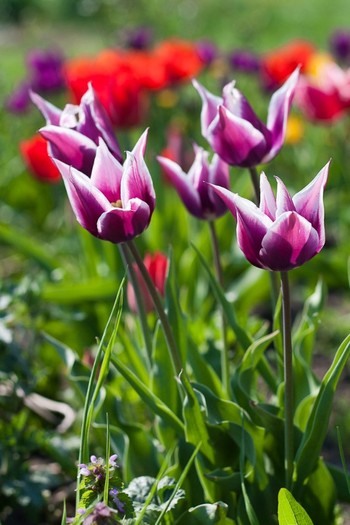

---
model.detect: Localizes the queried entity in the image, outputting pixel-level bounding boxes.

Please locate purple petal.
[259,172,276,220]
[79,84,123,162]
[97,198,150,243]
[30,91,62,125]
[40,125,97,174]
[209,105,267,166]
[53,159,110,236]
[192,79,223,134]
[292,161,330,246]
[157,155,203,218]
[222,81,268,135]
[122,131,155,212]
[90,139,123,202]
[263,67,300,163]
[275,177,296,216]
[260,211,320,271]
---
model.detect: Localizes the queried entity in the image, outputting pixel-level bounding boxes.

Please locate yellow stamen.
[111,199,123,208]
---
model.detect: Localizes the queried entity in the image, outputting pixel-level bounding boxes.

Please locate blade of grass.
[154,441,202,525]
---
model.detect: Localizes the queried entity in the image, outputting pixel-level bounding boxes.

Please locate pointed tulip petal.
[121,139,155,212]
[264,67,299,162]
[293,161,330,246]
[40,125,97,174]
[90,139,123,203]
[53,159,110,236]
[260,211,320,271]
[193,79,223,134]
[259,172,276,220]
[275,176,296,216]
[81,84,123,162]
[30,91,62,125]
[157,156,203,218]
[209,106,267,166]
[97,198,150,243]
[222,81,267,135]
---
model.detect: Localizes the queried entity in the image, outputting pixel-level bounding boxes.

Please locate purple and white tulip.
[53,129,155,244]
[211,162,330,271]
[193,68,299,168]
[31,84,122,175]
[157,145,230,220]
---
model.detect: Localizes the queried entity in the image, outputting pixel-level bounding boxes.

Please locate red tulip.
[20,134,61,183]
[127,252,169,313]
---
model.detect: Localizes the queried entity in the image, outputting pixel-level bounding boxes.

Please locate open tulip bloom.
[211,161,330,271]
[157,145,230,220]
[193,68,299,168]
[52,129,155,244]
[31,84,122,175]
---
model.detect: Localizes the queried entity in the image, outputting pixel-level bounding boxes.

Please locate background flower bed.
[2,0,350,524]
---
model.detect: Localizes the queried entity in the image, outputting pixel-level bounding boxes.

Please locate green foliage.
[278,489,314,525]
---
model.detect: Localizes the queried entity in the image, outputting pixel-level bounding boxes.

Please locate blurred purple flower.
[53,129,155,244]
[126,26,153,49]
[83,503,117,525]
[196,40,218,65]
[32,84,122,174]
[330,29,350,63]
[211,162,330,271]
[6,49,65,114]
[5,81,32,113]
[27,49,65,91]
[193,68,299,168]
[109,488,125,514]
[229,50,261,73]
[157,145,229,220]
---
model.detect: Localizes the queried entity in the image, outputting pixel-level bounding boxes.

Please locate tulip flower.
[295,55,350,122]
[193,68,299,168]
[52,129,155,244]
[127,252,169,313]
[260,40,315,88]
[20,134,61,183]
[31,84,122,175]
[157,145,229,220]
[211,162,330,271]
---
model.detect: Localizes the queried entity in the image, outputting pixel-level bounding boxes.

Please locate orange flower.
[20,134,61,183]
[261,40,315,88]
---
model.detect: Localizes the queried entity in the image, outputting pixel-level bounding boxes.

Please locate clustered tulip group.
[30,64,330,276]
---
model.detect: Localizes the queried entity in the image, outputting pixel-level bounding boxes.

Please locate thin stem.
[280,271,294,489]
[119,244,153,365]
[208,220,230,395]
[248,166,260,204]
[126,240,183,375]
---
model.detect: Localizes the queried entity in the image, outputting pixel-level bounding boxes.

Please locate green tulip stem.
[208,220,230,396]
[119,244,153,365]
[280,270,294,489]
[126,240,183,375]
[248,166,261,204]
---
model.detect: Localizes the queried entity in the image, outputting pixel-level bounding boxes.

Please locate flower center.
[111,199,123,208]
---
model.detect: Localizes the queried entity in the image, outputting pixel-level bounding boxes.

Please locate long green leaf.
[294,333,350,489]
[192,243,251,350]
[111,355,184,434]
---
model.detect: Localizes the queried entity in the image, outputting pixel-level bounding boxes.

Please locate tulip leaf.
[111,354,184,435]
[294,333,350,489]
[42,277,119,303]
[191,242,251,350]
[175,501,236,524]
[278,488,314,525]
